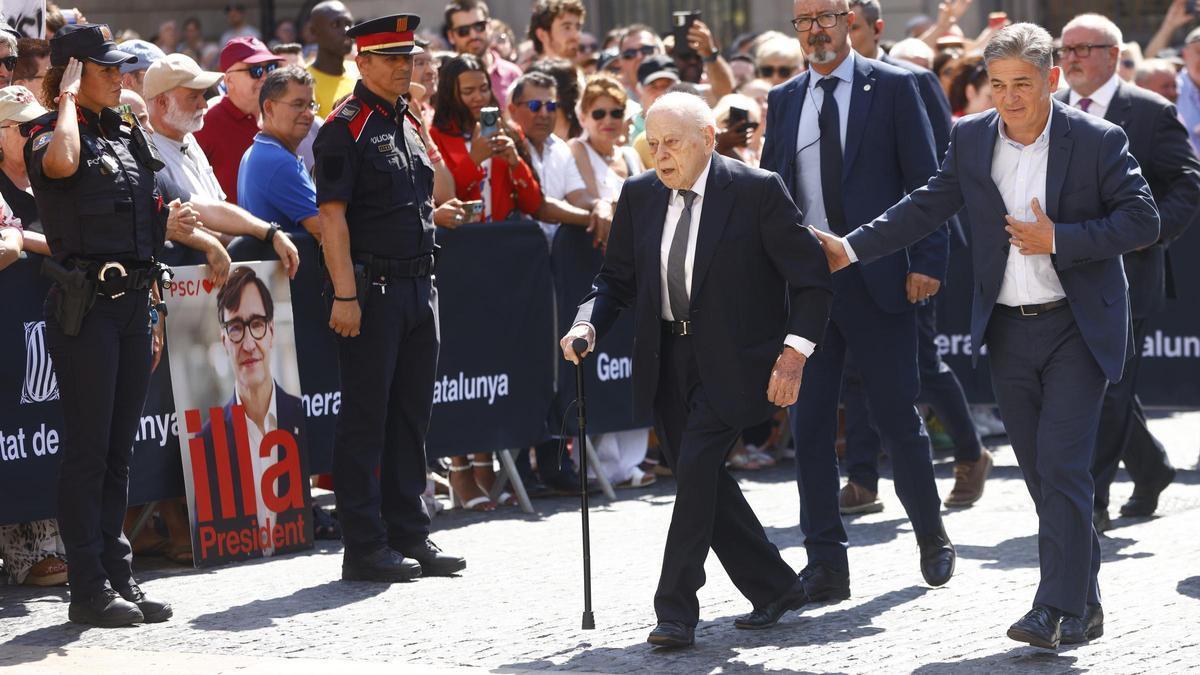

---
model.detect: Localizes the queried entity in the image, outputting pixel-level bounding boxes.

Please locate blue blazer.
[845,100,1160,382]
[574,153,833,428]
[761,53,948,314]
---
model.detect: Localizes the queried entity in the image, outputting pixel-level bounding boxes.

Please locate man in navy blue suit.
[562,92,832,648]
[759,0,955,599]
[814,23,1160,649]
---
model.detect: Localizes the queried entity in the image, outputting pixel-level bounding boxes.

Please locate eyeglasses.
[0,56,16,71]
[1055,43,1114,58]
[758,65,795,79]
[579,42,597,54]
[222,314,270,343]
[279,99,320,113]
[453,20,488,38]
[1121,59,1136,69]
[228,62,280,79]
[791,11,849,33]
[621,45,656,60]
[520,99,557,113]
[590,107,624,120]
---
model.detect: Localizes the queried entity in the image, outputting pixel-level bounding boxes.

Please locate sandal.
[614,467,657,489]
[727,448,762,471]
[472,458,518,506]
[165,542,194,565]
[448,463,497,511]
[312,504,342,540]
[25,556,68,586]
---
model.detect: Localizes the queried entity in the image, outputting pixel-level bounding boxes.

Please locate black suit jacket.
[574,153,833,428]
[1056,82,1200,318]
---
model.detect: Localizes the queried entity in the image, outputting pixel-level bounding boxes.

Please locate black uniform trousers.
[986,305,1105,618]
[1091,318,1174,511]
[333,276,437,556]
[44,287,152,597]
[652,330,796,626]
[843,299,983,493]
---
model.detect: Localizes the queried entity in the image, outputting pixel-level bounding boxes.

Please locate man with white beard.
[143,53,226,201]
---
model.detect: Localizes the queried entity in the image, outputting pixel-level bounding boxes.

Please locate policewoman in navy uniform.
[27,25,189,627]
[314,13,465,582]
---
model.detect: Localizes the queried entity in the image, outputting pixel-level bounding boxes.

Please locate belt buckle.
[99,261,128,299]
[678,320,692,335]
[1019,304,1037,317]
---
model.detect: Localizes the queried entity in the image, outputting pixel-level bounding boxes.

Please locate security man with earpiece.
[26,24,196,627]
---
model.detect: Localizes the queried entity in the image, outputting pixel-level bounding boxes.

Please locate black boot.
[394,538,466,576]
[116,582,173,623]
[342,547,422,582]
[68,588,144,628]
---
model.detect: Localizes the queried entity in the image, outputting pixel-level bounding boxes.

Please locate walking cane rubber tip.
[572,338,589,359]
[582,611,595,629]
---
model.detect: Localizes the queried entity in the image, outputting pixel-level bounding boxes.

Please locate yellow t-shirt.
[308,62,359,117]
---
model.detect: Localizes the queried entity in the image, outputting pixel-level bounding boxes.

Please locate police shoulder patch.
[331,98,362,124]
[31,132,52,152]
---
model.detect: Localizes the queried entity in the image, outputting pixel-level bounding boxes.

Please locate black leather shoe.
[1120,468,1175,518]
[647,621,694,648]
[68,588,144,628]
[342,547,422,582]
[1007,604,1063,649]
[734,575,810,629]
[1060,604,1104,645]
[917,531,956,587]
[1093,508,1112,534]
[394,538,466,576]
[116,582,173,623]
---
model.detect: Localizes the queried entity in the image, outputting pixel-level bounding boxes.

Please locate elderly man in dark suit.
[759,0,955,599]
[814,23,1160,649]
[1056,13,1200,531]
[561,91,832,648]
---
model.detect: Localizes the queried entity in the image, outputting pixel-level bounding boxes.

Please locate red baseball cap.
[218,36,280,72]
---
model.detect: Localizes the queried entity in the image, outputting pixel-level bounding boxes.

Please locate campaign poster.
[164,261,313,568]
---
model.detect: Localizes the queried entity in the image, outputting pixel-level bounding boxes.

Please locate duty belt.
[353,252,436,280]
[70,259,169,299]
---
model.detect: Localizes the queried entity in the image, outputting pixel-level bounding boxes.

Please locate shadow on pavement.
[912,645,1082,674]
[954,533,1151,571]
[1177,576,1200,600]
[189,578,387,631]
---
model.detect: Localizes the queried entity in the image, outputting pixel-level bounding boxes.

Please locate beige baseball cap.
[143,53,223,100]
[0,86,47,123]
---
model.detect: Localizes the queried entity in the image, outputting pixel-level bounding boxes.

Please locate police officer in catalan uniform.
[27,24,194,627]
[314,13,465,582]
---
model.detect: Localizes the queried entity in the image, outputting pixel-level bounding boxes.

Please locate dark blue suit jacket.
[761,53,948,314]
[1055,81,1200,319]
[574,153,833,428]
[845,100,1160,382]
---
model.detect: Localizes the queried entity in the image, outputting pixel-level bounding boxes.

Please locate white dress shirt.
[992,108,1066,306]
[794,51,856,233]
[237,385,279,557]
[152,131,226,201]
[527,134,585,243]
[1068,72,1121,120]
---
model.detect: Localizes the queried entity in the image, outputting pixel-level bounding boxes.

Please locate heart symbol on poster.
[202,279,214,294]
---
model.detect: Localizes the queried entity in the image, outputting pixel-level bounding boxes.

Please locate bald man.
[306,0,356,115]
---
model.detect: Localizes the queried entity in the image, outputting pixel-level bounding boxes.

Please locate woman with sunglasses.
[754,36,804,87]
[566,73,656,490]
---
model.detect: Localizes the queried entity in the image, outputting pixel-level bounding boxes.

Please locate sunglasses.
[621,45,656,60]
[453,20,488,38]
[590,107,624,120]
[520,99,557,113]
[758,65,795,79]
[228,62,280,79]
[0,56,16,71]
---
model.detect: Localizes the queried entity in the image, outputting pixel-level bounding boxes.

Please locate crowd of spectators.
[3,0,1200,583]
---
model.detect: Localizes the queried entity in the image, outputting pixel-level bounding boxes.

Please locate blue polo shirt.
[237,133,318,233]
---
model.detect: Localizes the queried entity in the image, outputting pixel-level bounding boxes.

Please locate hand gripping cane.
[572,337,596,630]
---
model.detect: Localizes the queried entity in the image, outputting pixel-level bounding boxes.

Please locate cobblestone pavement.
[2,412,1198,674]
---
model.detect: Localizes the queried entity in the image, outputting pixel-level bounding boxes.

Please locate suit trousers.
[844,299,983,492]
[333,277,437,555]
[45,288,152,597]
[790,268,942,572]
[1091,318,1174,511]
[986,305,1105,617]
[652,331,796,626]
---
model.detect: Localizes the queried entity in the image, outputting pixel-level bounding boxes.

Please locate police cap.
[347,14,424,56]
[50,24,136,68]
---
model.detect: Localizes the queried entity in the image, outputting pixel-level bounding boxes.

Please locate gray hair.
[983,22,1055,75]
[889,38,935,65]
[258,64,314,113]
[0,31,16,55]
[1061,13,1122,47]
[1135,58,1178,83]
[849,0,881,25]
[645,91,715,130]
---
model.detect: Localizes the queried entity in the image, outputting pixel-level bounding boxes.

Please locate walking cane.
[572,337,596,630]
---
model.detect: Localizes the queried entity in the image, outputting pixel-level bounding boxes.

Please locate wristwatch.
[264,223,281,244]
[703,49,720,63]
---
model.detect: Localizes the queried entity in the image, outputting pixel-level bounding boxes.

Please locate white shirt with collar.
[237,384,279,557]
[526,133,585,243]
[992,107,1066,306]
[1068,72,1121,120]
[152,130,226,201]
[794,50,856,233]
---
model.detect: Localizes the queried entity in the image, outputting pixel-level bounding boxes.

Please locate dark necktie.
[818,77,847,233]
[666,189,698,321]
[1078,97,1093,113]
